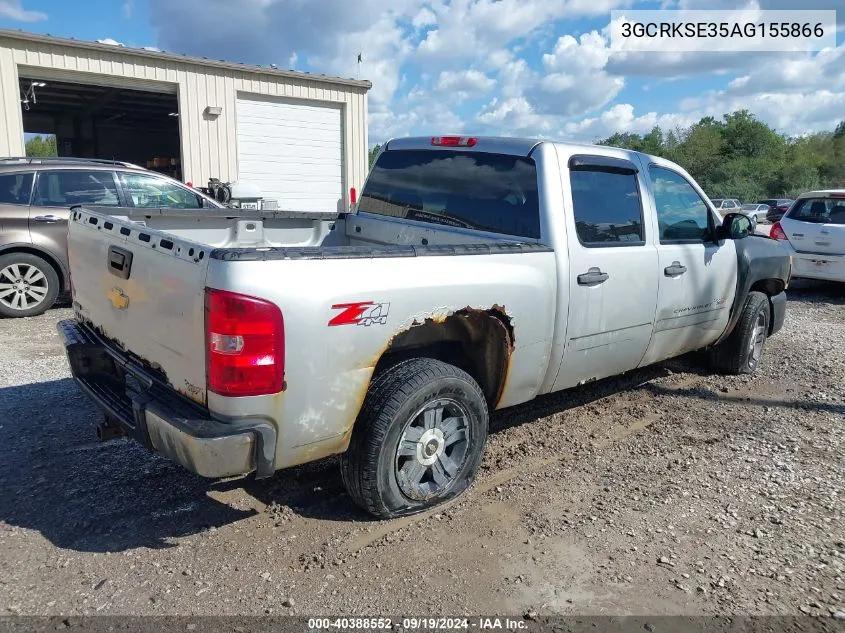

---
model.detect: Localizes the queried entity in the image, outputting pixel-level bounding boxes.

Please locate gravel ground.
[0,281,842,618]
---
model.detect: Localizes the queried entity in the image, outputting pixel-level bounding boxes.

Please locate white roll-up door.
[236,95,343,213]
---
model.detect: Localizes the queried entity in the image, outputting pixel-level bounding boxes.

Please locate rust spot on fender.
[380,304,514,408]
[286,304,517,468]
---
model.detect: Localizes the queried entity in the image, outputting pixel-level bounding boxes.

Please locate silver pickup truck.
[58,136,791,518]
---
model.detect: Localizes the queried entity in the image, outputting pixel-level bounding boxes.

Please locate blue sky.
[1,0,843,145]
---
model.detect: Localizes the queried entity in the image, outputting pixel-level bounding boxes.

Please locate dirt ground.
[0,280,842,619]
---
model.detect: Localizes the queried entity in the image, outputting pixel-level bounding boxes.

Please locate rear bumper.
[787,248,845,283]
[769,291,787,337]
[57,319,276,478]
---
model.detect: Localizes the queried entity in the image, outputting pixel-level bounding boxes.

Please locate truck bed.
[82,206,543,255]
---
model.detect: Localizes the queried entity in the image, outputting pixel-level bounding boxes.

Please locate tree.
[640,126,664,155]
[368,144,382,169]
[595,110,845,199]
[25,134,57,157]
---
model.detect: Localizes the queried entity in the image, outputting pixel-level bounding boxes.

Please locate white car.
[710,198,742,213]
[771,190,845,283]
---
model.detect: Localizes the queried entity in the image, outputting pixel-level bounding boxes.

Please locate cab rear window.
[788,198,845,225]
[359,149,541,239]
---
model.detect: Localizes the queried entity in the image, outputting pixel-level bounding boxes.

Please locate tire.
[710,291,771,375]
[340,358,489,519]
[0,252,60,318]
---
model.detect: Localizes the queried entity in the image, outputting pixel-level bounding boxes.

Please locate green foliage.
[25,134,57,157]
[368,143,382,169]
[597,113,845,201]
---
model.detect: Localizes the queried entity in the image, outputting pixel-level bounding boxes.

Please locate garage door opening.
[18,77,183,180]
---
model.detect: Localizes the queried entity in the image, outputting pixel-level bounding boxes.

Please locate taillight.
[205,288,285,397]
[350,187,357,205]
[431,136,477,147]
[770,221,788,241]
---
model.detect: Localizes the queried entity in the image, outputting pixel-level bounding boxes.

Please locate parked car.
[770,190,845,283]
[0,157,221,318]
[760,198,794,223]
[741,203,770,224]
[710,198,742,214]
[58,136,791,518]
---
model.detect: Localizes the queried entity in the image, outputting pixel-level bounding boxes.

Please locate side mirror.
[716,212,753,240]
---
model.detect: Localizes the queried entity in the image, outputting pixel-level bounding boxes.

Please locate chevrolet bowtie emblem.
[108,287,130,310]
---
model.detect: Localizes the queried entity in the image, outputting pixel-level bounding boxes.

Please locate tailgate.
[68,208,211,405]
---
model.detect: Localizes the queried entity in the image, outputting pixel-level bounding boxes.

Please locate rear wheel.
[340,358,488,519]
[710,291,770,375]
[0,253,60,318]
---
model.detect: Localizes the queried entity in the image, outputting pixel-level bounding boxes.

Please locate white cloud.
[97,38,125,47]
[417,0,631,60]
[122,0,133,19]
[411,6,436,29]
[477,97,556,134]
[538,32,624,115]
[0,0,46,21]
[723,45,845,96]
[434,69,495,102]
[563,103,697,140]
[288,51,298,69]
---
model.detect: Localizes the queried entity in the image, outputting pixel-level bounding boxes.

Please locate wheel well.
[0,246,66,293]
[375,307,514,408]
[750,278,784,297]
[749,279,785,335]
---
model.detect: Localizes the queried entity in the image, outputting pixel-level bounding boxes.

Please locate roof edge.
[0,28,372,91]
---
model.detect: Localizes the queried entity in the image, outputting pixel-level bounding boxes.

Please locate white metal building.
[0,29,371,212]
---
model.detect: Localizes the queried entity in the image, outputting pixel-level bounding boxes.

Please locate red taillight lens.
[205,288,285,397]
[350,187,357,205]
[770,221,788,241]
[431,136,477,147]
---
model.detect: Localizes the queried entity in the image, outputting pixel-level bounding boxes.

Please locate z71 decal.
[329,302,391,327]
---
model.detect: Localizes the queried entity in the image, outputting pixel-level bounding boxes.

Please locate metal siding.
[0,36,369,196]
[0,48,24,155]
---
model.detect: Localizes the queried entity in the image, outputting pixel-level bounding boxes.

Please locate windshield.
[787,197,845,224]
[359,149,541,239]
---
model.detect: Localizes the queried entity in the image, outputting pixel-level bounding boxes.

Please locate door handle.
[577,267,609,286]
[32,215,61,223]
[664,261,687,277]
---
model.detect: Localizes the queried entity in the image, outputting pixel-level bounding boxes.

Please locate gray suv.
[0,157,221,318]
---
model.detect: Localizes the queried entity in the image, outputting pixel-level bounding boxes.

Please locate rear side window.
[649,166,711,242]
[359,150,541,239]
[0,173,34,205]
[569,167,645,246]
[788,198,845,225]
[118,172,202,209]
[34,170,119,207]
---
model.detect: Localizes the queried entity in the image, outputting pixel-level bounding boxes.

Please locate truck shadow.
[0,377,256,553]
